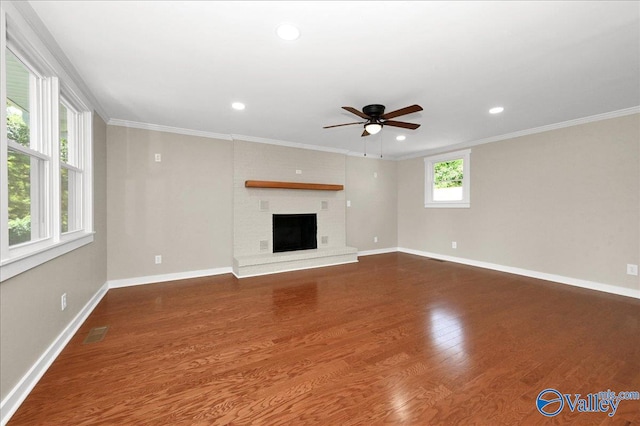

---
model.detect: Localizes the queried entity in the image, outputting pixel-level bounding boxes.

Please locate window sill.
[0,232,94,282]
[425,203,471,208]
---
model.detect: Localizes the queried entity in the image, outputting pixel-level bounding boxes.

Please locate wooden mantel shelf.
[245,180,344,191]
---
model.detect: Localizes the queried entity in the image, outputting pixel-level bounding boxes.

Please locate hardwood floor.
[9,253,640,425]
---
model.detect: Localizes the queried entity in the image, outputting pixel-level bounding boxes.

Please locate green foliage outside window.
[60,103,69,232]
[434,159,463,189]
[61,167,69,233]
[7,109,32,245]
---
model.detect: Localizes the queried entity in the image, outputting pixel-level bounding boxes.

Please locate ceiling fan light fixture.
[365,122,382,135]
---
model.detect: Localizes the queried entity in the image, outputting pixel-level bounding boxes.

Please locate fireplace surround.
[233,140,358,277]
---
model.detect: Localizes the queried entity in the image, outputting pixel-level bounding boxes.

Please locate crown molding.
[345,151,399,160]
[397,106,640,160]
[108,119,233,141]
[9,1,110,123]
[231,134,350,155]
[109,105,639,160]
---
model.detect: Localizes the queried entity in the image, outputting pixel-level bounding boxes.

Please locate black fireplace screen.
[272,214,317,253]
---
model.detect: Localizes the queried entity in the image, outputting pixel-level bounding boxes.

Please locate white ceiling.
[29,1,640,158]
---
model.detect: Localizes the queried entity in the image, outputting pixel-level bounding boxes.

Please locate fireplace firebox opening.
[272,214,317,253]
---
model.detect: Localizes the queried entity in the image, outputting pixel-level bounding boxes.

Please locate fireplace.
[273,214,317,253]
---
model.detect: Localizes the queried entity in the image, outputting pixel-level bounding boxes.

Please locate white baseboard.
[358,247,399,257]
[107,267,233,289]
[0,282,109,426]
[2,251,635,425]
[398,247,640,299]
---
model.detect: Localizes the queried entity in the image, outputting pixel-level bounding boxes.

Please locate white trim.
[230,134,350,155]
[50,77,61,243]
[7,1,107,121]
[397,247,640,300]
[105,120,355,156]
[424,149,471,208]
[0,233,94,281]
[424,203,470,208]
[0,281,108,426]
[232,259,358,279]
[345,152,400,160]
[81,111,93,232]
[108,108,640,162]
[107,267,233,289]
[1,1,95,280]
[0,8,9,260]
[108,119,233,141]
[358,247,399,257]
[397,106,640,160]
[6,140,49,161]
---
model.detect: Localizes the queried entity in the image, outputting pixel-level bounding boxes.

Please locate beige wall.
[106,126,233,281]
[233,141,347,257]
[346,156,398,251]
[398,114,640,291]
[5,113,636,403]
[0,113,108,400]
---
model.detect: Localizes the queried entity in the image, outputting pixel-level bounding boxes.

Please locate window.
[59,100,84,234]
[6,49,47,246]
[1,5,94,281]
[424,149,471,208]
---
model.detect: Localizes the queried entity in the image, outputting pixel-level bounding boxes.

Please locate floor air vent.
[83,326,109,344]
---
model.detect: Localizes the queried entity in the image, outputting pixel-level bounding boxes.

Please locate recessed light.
[232,102,245,111]
[276,23,300,41]
[396,135,406,141]
[489,106,504,114]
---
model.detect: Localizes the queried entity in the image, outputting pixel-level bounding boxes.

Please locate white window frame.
[5,45,53,255]
[59,96,89,236]
[424,149,471,208]
[0,4,94,282]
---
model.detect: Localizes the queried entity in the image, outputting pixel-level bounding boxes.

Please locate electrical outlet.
[373,172,378,178]
[347,200,351,207]
[61,293,67,311]
[374,236,378,243]
[627,264,638,276]
[296,169,302,174]
[154,153,162,162]
[155,255,162,264]
[452,241,457,249]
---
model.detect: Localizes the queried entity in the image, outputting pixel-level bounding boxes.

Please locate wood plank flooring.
[8,253,640,425]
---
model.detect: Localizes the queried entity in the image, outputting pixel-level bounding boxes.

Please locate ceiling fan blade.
[323,121,365,129]
[381,104,423,120]
[361,129,370,137]
[342,106,370,119]
[383,120,421,130]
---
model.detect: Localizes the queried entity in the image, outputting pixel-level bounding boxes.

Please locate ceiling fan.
[324,104,423,137]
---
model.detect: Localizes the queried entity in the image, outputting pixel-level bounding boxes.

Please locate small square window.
[424,149,471,208]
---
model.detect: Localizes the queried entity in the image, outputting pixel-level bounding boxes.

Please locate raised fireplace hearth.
[233,246,358,278]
